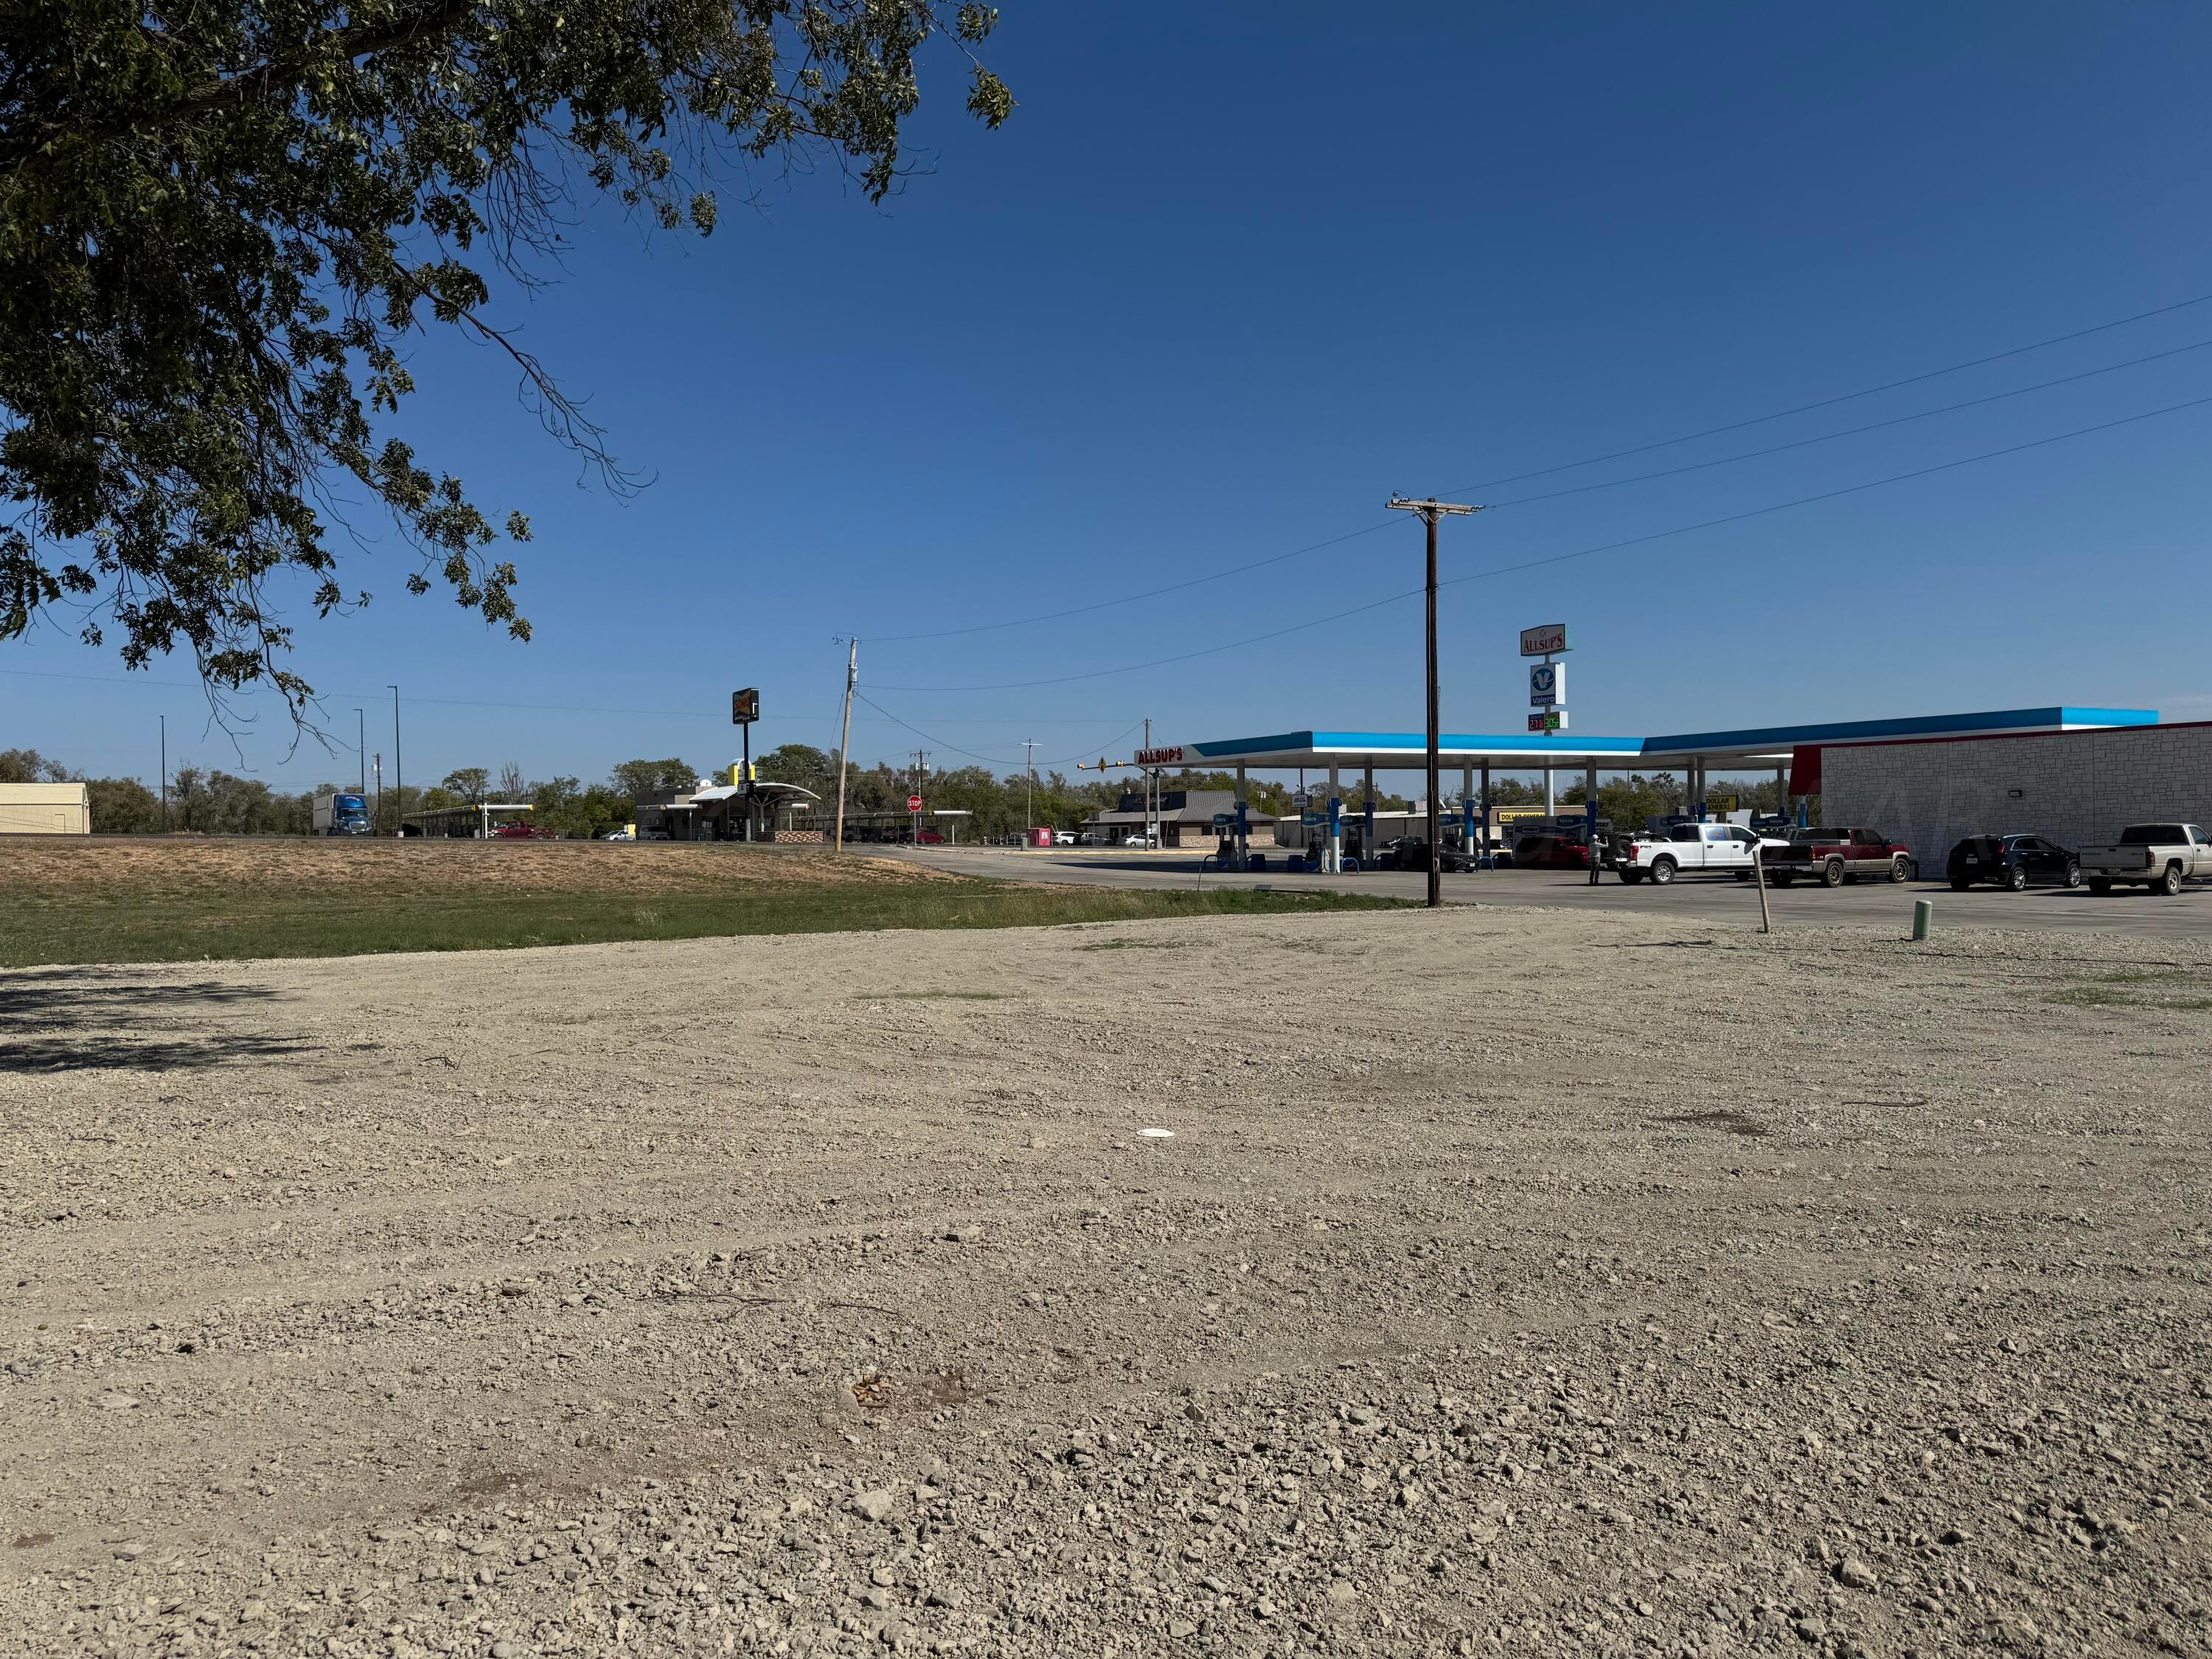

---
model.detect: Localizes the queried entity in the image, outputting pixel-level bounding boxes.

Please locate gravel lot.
[4,905,2209,1658]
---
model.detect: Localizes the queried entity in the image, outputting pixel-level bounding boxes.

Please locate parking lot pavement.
[898,846,2212,939]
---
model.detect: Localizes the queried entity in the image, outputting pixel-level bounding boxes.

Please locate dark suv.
[1946,834,2081,891]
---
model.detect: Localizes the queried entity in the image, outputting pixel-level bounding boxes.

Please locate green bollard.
[1911,899,1933,941]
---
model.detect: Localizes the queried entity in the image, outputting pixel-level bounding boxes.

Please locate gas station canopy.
[1149,707,2157,773]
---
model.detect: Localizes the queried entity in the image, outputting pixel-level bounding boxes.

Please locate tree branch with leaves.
[0,0,1012,718]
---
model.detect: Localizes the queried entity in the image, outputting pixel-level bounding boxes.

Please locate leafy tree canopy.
[609,757,699,799]
[441,765,489,804]
[0,746,74,782]
[0,1,1010,715]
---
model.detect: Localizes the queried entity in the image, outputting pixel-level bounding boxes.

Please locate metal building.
[0,782,91,835]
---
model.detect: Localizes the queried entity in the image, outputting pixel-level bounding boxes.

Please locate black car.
[1947,833,2081,891]
[1389,838,1475,873]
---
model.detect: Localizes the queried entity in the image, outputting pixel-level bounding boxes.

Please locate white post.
[1545,765,1555,818]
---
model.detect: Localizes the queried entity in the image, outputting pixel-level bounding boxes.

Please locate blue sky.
[10,1,2212,789]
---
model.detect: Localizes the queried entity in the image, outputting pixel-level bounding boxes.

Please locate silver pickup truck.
[2079,823,2212,895]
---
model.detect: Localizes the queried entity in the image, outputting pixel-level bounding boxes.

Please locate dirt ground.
[0,838,952,897]
[2,905,2208,1658]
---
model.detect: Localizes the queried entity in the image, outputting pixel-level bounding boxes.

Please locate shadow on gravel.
[0,970,304,1073]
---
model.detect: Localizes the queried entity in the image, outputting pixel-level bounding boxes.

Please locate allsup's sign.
[1134,745,1185,767]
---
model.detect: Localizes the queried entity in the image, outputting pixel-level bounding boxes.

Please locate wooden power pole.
[1385,497,1483,908]
[832,638,858,853]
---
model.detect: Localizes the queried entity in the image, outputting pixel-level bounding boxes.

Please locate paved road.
[900,846,2212,939]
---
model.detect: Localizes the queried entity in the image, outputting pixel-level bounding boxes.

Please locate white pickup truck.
[2079,823,2212,895]
[1615,821,1787,886]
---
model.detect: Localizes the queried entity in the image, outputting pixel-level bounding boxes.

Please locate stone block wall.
[1821,724,2212,867]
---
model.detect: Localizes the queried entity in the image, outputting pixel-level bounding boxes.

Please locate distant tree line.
[5,743,1794,838]
[1,746,709,838]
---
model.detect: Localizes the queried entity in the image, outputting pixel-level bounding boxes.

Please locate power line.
[867,389,2212,694]
[851,689,1143,768]
[1485,335,2212,509]
[852,289,2212,650]
[0,666,1135,726]
[1447,288,2212,494]
[1439,389,2212,591]
[866,518,1401,643]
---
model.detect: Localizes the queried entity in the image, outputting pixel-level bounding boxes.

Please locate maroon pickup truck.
[1766,827,1913,887]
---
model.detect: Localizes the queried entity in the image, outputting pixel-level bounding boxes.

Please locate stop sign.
[908,794,923,811]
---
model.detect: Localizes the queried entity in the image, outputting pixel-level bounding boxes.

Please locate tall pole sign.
[1520,622,1593,877]
[732,687,759,841]
[1520,623,1569,734]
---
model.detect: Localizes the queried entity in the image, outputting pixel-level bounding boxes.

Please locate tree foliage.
[608,756,700,799]
[0,745,72,782]
[86,775,162,832]
[440,765,489,804]
[0,1,1011,714]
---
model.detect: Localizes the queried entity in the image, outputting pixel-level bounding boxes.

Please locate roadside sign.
[907,793,923,811]
[731,687,759,724]
[1528,710,1568,733]
[1520,623,1570,657]
[1708,793,1738,812]
[1290,790,1309,808]
[1528,661,1565,707]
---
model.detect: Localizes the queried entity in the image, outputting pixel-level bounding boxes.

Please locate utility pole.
[373,753,383,829]
[1024,740,1037,844]
[388,684,403,837]
[912,748,928,844]
[832,638,858,854]
[159,714,167,833]
[355,709,366,793]
[1385,496,1483,908]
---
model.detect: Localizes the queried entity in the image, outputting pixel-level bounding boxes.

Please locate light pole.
[159,714,167,833]
[355,709,366,793]
[388,685,402,835]
[1385,497,1483,908]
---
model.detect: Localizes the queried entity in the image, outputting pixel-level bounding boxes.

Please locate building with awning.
[635,780,822,841]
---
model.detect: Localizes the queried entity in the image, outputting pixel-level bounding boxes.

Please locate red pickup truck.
[1764,827,1913,887]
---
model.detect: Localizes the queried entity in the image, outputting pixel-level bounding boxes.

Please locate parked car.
[1121,831,1158,848]
[1511,833,1591,870]
[1764,827,1912,886]
[914,829,944,845]
[1617,821,1787,886]
[1054,831,1077,846]
[1389,838,1475,872]
[601,828,635,841]
[1946,834,2079,891]
[492,821,553,840]
[2079,823,2212,895]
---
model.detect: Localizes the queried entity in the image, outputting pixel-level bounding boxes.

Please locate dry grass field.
[0,837,1391,967]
